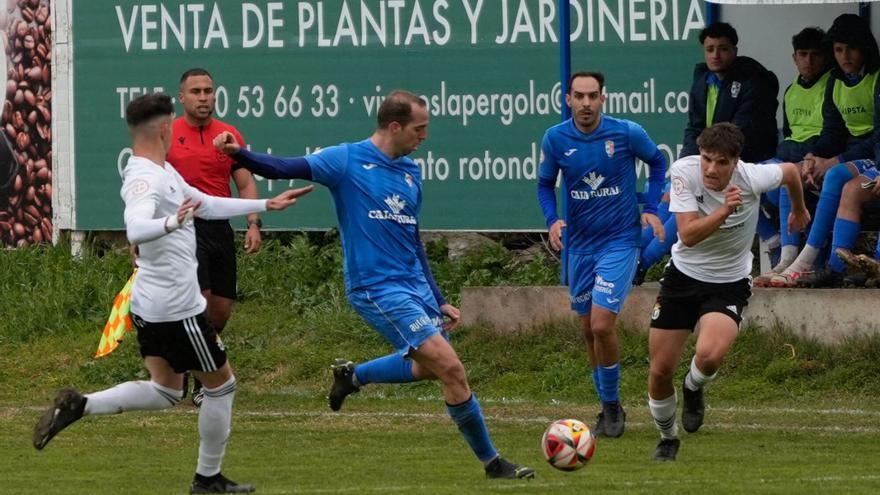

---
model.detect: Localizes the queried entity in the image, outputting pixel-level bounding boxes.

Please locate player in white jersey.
[646,123,810,461]
[32,93,312,494]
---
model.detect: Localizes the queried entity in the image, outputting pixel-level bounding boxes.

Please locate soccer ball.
[541,418,596,471]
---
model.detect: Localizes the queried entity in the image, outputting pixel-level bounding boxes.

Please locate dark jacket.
[810,68,880,162]
[681,56,779,162]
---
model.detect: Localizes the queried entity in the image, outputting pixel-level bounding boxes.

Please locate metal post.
[559,0,571,121]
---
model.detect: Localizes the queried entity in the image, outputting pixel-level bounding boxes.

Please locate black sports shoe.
[190,473,255,494]
[328,359,359,411]
[652,438,680,461]
[485,456,536,479]
[593,411,606,437]
[192,377,204,408]
[33,388,86,450]
[681,377,705,433]
[601,401,626,438]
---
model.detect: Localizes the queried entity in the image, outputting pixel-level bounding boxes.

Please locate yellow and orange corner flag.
[95,269,137,358]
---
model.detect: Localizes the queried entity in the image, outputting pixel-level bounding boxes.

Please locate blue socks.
[353,354,415,386]
[591,367,603,399]
[447,394,498,462]
[829,218,860,273]
[598,363,621,404]
[806,164,855,249]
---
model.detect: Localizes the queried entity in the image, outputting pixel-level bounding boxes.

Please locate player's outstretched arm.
[214,131,312,180]
[266,185,315,211]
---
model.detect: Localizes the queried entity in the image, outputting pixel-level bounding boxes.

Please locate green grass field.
[2,241,880,493]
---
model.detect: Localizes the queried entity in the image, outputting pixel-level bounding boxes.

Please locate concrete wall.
[461,285,880,343]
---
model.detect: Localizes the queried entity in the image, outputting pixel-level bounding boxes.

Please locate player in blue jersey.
[214,90,535,480]
[536,72,667,438]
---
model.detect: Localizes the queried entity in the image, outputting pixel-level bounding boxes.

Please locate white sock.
[197,376,236,477]
[765,234,781,250]
[684,356,717,392]
[648,392,678,440]
[784,245,819,274]
[84,381,182,415]
[773,245,799,272]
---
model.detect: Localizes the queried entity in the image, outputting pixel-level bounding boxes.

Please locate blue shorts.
[566,246,640,315]
[349,279,444,355]
[851,159,877,176]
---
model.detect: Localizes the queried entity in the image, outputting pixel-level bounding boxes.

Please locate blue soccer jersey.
[539,116,663,254]
[306,139,425,292]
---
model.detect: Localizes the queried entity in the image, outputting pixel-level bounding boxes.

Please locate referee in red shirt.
[168,68,262,407]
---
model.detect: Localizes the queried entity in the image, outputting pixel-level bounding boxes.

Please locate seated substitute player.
[647,123,810,461]
[32,93,313,494]
[213,90,535,480]
[537,71,667,438]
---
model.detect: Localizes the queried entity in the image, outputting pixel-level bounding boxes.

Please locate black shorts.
[650,261,752,331]
[195,219,237,299]
[134,312,228,373]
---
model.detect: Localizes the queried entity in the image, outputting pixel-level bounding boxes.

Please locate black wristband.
[247,218,262,228]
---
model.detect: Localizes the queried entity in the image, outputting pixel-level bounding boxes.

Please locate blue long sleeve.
[236,148,313,180]
[537,177,559,228]
[415,227,446,307]
[643,150,667,214]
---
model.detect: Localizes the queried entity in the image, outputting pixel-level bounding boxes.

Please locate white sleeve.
[741,162,784,195]
[668,161,699,213]
[179,176,268,220]
[121,174,169,245]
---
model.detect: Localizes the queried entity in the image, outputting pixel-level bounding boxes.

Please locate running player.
[536,71,667,437]
[648,123,810,461]
[213,90,535,479]
[33,93,312,493]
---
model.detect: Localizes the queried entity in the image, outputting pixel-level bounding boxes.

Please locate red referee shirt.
[167,117,246,198]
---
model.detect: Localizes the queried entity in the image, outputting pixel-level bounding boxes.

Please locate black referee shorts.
[134,312,228,373]
[194,218,237,299]
[650,261,752,331]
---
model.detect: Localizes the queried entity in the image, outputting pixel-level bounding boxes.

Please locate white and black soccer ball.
[541,418,596,471]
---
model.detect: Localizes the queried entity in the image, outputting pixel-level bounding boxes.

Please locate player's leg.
[186,313,253,494]
[681,274,749,434]
[409,334,534,479]
[647,327,690,461]
[588,245,640,438]
[646,260,703,460]
[32,316,186,450]
[194,222,238,409]
[826,171,878,286]
[568,253,606,432]
[680,312,738,434]
[774,161,859,286]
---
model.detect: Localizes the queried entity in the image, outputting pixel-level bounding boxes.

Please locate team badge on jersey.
[605,140,615,157]
[404,173,414,187]
[731,81,741,98]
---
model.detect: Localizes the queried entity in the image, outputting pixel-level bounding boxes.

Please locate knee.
[841,179,871,206]
[437,359,468,386]
[589,322,615,339]
[649,363,675,386]
[694,350,723,372]
[824,164,855,191]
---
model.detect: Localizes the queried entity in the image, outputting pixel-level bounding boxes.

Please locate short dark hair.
[699,22,738,47]
[568,71,605,93]
[179,68,213,87]
[126,93,174,127]
[697,123,744,159]
[792,27,825,51]
[377,90,426,129]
